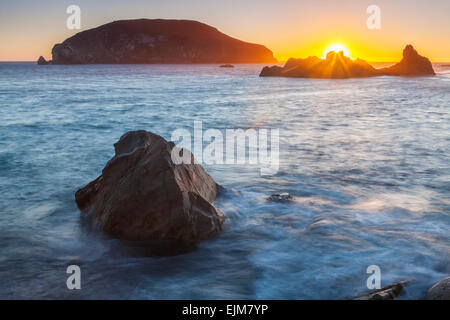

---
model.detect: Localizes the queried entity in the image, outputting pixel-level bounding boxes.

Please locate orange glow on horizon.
[0,1,449,63]
[274,40,405,63]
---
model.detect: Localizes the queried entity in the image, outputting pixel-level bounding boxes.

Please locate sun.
[322,43,352,59]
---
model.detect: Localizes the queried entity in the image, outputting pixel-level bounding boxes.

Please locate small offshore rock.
[267,192,293,202]
[219,64,234,68]
[37,56,48,65]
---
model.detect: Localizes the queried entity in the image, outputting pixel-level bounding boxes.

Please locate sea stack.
[380,44,435,76]
[260,51,381,78]
[260,45,435,79]
[47,19,276,64]
[75,130,225,248]
[37,56,49,65]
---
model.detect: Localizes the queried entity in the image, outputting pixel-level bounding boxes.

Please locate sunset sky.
[0,0,449,62]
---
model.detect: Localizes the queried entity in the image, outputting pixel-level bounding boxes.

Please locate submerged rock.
[260,45,434,79]
[427,277,450,300]
[355,281,408,300]
[267,192,293,202]
[49,19,276,64]
[75,130,225,248]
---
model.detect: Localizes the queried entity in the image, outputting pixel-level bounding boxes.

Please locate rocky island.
[38,19,276,64]
[260,45,435,78]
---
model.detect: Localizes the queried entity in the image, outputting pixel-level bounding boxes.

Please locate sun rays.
[322,43,352,59]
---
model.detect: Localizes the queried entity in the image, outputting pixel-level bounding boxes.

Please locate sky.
[0,0,449,62]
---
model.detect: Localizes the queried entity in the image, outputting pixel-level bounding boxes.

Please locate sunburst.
[322,43,352,59]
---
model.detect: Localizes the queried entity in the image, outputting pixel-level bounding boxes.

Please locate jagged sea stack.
[37,56,49,65]
[75,131,225,246]
[380,44,435,76]
[260,45,434,78]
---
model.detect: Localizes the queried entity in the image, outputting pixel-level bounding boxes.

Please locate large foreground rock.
[427,277,450,300]
[260,45,434,79]
[49,19,276,64]
[75,130,225,246]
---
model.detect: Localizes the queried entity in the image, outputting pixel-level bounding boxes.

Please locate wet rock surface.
[75,130,225,249]
[355,281,408,300]
[427,277,450,300]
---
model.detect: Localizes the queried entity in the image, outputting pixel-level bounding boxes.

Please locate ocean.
[0,62,449,299]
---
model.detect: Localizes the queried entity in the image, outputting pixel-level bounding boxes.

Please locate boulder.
[427,277,450,300]
[75,130,225,247]
[50,19,276,64]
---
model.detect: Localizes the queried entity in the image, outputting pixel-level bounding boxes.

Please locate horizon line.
[2,60,450,64]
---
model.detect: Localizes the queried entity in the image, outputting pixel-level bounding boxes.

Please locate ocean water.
[0,62,449,299]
